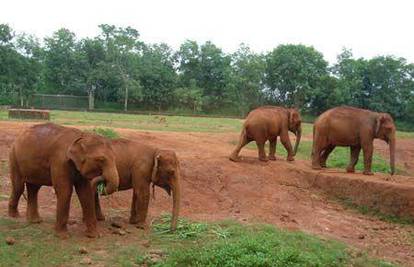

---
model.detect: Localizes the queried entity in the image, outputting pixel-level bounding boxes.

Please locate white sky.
[1,0,413,64]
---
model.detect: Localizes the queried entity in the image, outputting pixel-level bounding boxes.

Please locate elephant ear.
[66,137,86,171]
[375,114,394,136]
[289,109,300,127]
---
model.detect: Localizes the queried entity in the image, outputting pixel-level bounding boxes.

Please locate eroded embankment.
[284,162,414,220]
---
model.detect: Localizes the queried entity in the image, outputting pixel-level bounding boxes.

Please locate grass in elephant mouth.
[0,215,395,267]
[231,140,403,175]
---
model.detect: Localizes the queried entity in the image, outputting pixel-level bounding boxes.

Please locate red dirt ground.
[1,121,414,266]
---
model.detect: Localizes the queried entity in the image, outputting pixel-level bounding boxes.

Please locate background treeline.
[1,23,414,124]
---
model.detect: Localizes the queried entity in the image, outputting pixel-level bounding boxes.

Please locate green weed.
[340,198,414,225]
[85,127,120,139]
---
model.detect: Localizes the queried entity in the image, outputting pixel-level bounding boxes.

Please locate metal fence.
[30,94,89,110]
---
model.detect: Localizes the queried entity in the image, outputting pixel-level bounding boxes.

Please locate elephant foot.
[311,164,322,170]
[129,217,138,224]
[363,171,374,176]
[96,214,105,221]
[27,216,43,224]
[55,230,70,240]
[286,156,295,162]
[85,229,99,238]
[346,167,355,173]
[8,209,20,218]
[135,222,146,230]
[259,156,268,162]
[229,155,241,162]
[268,155,277,161]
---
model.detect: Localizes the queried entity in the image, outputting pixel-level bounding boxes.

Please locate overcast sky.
[1,0,413,63]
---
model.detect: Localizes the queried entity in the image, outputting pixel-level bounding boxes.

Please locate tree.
[0,25,41,106]
[173,79,203,112]
[97,24,144,110]
[265,44,328,108]
[230,43,266,115]
[43,28,84,95]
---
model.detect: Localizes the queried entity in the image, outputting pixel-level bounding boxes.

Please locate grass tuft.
[85,127,120,139]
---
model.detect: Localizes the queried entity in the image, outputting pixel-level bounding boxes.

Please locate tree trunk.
[124,86,128,112]
[88,86,95,110]
[19,87,23,107]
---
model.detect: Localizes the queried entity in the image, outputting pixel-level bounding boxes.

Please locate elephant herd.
[230,105,396,175]
[6,105,396,238]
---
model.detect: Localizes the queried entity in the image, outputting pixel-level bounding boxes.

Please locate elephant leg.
[280,131,294,161]
[268,138,277,161]
[54,184,73,239]
[256,141,268,162]
[8,157,24,218]
[129,191,138,224]
[26,183,42,223]
[74,180,98,238]
[312,133,328,170]
[229,128,250,162]
[362,143,374,175]
[346,146,361,173]
[130,185,150,229]
[95,193,105,221]
[320,145,335,168]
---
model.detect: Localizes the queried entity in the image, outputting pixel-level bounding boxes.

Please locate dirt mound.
[1,121,414,265]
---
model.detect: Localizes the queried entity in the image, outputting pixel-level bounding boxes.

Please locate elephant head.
[151,150,181,231]
[288,108,302,155]
[375,113,396,175]
[66,134,120,195]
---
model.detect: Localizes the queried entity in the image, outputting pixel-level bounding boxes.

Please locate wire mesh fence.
[30,94,89,110]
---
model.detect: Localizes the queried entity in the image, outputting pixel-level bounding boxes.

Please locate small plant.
[96,181,107,195]
[85,127,119,139]
[152,214,209,240]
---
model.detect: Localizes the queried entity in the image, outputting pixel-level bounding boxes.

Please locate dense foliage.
[1,23,413,122]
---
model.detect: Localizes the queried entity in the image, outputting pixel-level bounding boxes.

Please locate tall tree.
[230,43,266,115]
[139,43,177,110]
[265,44,328,108]
[43,28,84,95]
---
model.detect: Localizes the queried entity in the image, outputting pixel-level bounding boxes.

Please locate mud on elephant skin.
[311,106,396,175]
[8,123,120,238]
[94,139,181,231]
[229,105,302,162]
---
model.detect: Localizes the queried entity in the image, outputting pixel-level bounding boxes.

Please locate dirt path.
[1,121,414,266]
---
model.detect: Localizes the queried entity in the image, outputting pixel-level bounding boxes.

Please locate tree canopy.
[0,23,413,123]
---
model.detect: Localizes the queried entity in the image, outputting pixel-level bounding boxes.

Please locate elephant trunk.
[293,126,302,156]
[91,166,120,195]
[389,137,396,175]
[170,168,181,231]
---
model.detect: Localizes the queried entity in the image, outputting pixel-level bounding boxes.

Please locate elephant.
[229,106,302,162]
[8,123,120,238]
[94,139,181,231]
[311,106,396,175]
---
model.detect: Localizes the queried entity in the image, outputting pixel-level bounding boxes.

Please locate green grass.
[147,215,395,267]
[0,216,396,267]
[50,110,244,133]
[84,127,120,139]
[0,218,76,267]
[340,198,414,225]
